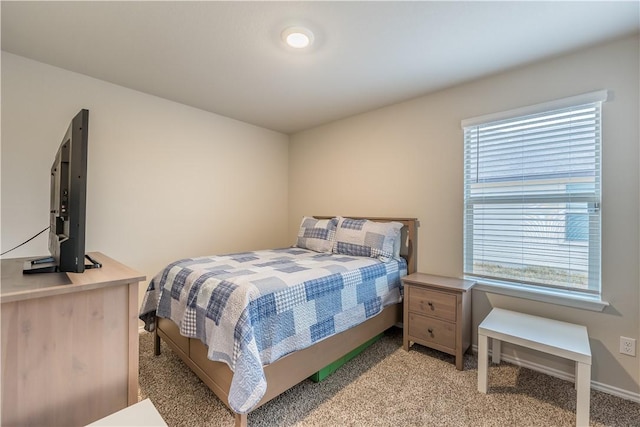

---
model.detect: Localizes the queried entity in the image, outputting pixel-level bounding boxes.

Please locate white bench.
[86,399,167,426]
[477,308,592,427]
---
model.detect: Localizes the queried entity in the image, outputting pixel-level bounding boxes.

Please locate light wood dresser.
[402,273,475,370]
[1,252,145,426]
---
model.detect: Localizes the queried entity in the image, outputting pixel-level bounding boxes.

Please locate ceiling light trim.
[281,27,314,49]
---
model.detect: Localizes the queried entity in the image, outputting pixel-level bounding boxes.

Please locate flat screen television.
[24,109,98,274]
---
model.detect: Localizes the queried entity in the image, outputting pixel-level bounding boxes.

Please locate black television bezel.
[52,109,89,272]
[23,109,89,274]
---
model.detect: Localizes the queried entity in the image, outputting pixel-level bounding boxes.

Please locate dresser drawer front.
[408,287,457,321]
[408,313,456,350]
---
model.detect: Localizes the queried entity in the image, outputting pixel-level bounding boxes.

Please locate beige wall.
[289,35,640,397]
[1,52,290,306]
[2,34,638,400]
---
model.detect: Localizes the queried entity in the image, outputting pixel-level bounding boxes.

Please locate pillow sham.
[333,217,403,262]
[295,216,338,253]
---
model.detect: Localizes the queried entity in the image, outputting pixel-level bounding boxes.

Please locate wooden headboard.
[314,216,418,274]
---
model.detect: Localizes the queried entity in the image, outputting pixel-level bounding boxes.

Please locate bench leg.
[492,338,501,364]
[478,333,489,393]
[575,361,591,426]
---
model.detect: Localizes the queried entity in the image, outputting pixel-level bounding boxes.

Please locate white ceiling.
[2,1,638,134]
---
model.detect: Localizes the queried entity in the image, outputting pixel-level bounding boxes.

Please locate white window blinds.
[463,91,606,295]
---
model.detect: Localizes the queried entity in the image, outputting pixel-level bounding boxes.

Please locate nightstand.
[402,273,475,370]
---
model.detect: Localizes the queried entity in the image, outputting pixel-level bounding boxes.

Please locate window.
[462,91,607,297]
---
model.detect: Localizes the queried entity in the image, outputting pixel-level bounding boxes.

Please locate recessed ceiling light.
[282,27,314,49]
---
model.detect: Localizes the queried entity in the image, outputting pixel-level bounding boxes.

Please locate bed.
[139,216,418,426]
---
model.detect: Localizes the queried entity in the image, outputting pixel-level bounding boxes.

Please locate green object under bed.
[308,333,382,382]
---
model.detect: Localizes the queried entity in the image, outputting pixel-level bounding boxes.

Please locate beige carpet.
[139,328,639,426]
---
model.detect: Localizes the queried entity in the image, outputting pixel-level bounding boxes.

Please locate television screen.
[23,109,91,274]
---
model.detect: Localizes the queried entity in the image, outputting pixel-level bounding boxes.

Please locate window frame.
[461,91,609,311]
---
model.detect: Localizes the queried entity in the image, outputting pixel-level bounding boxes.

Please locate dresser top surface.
[1,252,145,303]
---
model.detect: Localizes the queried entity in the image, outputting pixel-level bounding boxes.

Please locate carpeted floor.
[139,328,639,426]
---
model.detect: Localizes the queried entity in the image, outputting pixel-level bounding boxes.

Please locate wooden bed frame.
[153,217,418,426]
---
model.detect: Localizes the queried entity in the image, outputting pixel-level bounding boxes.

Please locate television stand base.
[84,254,102,269]
[23,257,58,274]
[22,254,102,274]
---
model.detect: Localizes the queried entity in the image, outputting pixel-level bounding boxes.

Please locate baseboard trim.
[471,344,640,404]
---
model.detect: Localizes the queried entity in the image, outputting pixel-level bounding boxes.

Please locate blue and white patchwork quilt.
[139,247,406,414]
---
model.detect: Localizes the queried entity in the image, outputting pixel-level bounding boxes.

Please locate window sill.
[468,277,609,312]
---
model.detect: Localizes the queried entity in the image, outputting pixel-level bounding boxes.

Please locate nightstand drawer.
[407,313,456,350]
[408,287,456,322]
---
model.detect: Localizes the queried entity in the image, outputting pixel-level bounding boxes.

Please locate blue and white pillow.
[295,217,338,253]
[333,217,403,262]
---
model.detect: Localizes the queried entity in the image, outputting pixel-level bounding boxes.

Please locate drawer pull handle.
[427,301,434,308]
[427,328,434,335]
